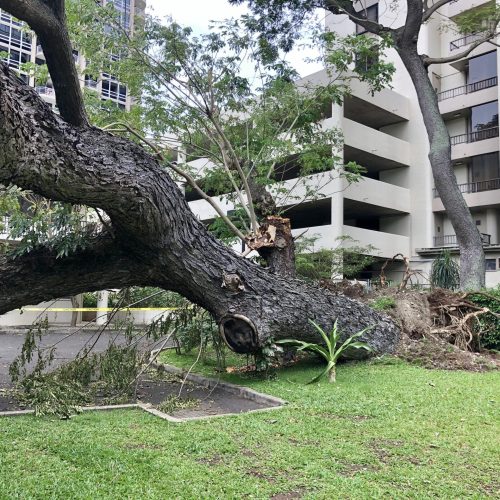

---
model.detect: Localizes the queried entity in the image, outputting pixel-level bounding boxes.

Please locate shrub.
[467,287,500,350]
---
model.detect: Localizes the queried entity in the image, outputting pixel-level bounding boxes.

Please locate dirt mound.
[363,288,499,371]
[396,335,499,372]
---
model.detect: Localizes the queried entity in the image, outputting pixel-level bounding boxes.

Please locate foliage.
[82,292,98,308]
[467,287,500,350]
[7,316,170,417]
[371,296,396,311]
[276,319,373,383]
[295,235,377,282]
[157,395,199,414]
[62,2,365,245]
[0,186,98,258]
[430,250,460,290]
[109,287,179,308]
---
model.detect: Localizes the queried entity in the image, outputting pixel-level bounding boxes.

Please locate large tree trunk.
[396,42,485,290]
[0,63,399,357]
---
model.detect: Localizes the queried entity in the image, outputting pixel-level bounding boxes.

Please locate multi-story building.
[0,0,146,111]
[190,0,500,288]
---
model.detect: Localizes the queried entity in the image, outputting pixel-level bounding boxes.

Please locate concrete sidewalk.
[0,328,161,387]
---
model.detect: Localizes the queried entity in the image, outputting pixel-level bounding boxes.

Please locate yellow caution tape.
[23,307,179,312]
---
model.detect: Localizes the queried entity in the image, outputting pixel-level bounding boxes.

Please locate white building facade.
[190,0,500,288]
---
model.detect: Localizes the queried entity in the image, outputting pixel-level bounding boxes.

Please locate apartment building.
[0,0,146,111]
[189,0,500,288]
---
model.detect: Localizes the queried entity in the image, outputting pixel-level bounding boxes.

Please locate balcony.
[343,225,410,258]
[433,233,491,247]
[101,88,127,103]
[433,178,500,198]
[438,77,497,102]
[341,118,411,169]
[450,126,499,146]
[343,176,410,214]
[433,178,500,211]
[449,33,484,51]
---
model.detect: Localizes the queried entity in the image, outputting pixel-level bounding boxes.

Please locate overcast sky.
[147,0,323,78]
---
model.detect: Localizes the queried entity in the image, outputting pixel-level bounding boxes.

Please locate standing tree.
[0,0,400,356]
[231,0,500,290]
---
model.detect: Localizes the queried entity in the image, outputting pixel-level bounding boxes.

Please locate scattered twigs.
[379,254,424,290]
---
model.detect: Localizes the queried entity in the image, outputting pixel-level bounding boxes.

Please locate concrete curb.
[152,362,287,407]
[0,403,139,418]
[0,365,286,421]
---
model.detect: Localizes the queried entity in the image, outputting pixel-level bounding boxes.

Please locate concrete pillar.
[96,290,109,325]
[330,102,345,279]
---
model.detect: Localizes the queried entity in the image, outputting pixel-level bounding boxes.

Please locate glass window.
[468,51,497,85]
[469,153,500,183]
[355,4,378,34]
[470,101,498,136]
[486,259,497,271]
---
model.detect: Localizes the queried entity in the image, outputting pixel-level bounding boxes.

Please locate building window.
[101,79,127,103]
[108,0,131,30]
[468,51,497,85]
[469,152,500,184]
[355,50,379,74]
[470,101,498,140]
[486,258,497,271]
[355,4,378,34]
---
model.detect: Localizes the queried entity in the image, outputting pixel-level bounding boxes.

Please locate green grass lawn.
[0,352,498,499]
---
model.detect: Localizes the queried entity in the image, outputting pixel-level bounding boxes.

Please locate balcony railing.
[35,85,55,96]
[437,76,497,102]
[101,89,127,103]
[449,32,483,51]
[450,126,499,145]
[434,233,491,247]
[433,177,500,198]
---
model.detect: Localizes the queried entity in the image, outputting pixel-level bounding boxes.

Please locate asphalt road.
[0,328,162,387]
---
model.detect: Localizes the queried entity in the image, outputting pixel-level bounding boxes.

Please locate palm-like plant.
[430,249,460,290]
[276,319,373,383]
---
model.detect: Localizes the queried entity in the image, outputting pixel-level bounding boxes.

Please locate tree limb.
[323,0,392,36]
[0,0,87,126]
[0,235,141,315]
[402,0,425,44]
[422,34,498,66]
[422,0,454,23]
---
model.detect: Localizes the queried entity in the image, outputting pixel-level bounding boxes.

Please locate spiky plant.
[276,319,373,383]
[430,250,460,290]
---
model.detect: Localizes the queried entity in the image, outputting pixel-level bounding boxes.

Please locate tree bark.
[395,45,485,290]
[0,62,400,357]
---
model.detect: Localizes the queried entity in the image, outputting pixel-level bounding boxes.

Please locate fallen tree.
[0,0,400,357]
